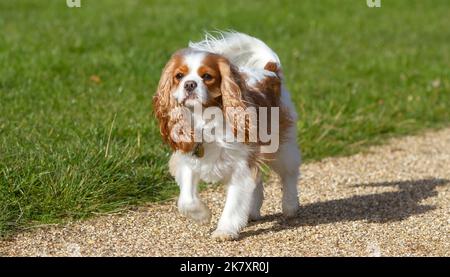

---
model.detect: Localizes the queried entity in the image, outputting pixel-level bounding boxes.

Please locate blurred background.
[0,0,448,236]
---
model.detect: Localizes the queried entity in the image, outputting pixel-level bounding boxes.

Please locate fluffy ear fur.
[218,58,246,110]
[153,54,195,152]
[153,56,177,148]
[217,58,251,139]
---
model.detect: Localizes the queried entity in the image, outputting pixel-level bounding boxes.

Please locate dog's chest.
[192,142,249,183]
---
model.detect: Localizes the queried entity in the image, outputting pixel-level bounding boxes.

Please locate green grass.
[0,0,449,236]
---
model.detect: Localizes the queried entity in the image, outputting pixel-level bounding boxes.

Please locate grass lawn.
[0,0,449,236]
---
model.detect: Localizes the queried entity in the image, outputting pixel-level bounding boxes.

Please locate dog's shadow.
[241,178,449,239]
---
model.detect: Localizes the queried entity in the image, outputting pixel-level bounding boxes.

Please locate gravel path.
[1,128,449,256]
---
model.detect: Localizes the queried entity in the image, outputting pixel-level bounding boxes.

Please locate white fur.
[239,66,278,87]
[189,31,281,69]
[170,32,301,240]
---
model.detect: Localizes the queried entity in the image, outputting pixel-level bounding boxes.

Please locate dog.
[152,31,301,241]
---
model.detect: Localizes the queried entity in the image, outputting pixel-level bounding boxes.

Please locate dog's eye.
[175,73,184,80]
[202,73,212,81]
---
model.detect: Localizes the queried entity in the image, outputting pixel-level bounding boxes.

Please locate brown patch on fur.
[264,61,278,73]
[242,62,295,164]
[198,54,223,107]
[243,62,294,145]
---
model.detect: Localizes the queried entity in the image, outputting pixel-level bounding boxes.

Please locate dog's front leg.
[175,163,211,225]
[212,165,256,241]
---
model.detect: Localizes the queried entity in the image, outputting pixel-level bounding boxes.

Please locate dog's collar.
[192,143,205,158]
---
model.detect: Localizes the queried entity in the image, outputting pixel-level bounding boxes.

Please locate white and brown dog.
[153,32,301,241]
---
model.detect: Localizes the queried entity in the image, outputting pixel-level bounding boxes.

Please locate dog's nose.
[184,80,197,92]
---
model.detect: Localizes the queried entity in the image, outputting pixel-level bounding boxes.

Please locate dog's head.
[152,49,247,150]
[153,49,245,108]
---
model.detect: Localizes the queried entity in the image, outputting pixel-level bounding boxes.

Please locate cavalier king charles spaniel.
[153,32,301,241]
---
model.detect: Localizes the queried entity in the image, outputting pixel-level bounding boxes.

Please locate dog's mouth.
[185,93,197,100]
[182,94,201,106]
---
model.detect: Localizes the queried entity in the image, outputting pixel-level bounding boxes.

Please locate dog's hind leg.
[249,167,264,221]
[269,128,301,218]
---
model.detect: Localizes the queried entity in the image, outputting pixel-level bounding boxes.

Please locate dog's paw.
[178,199,211,225]
[248,212,262,222]
[282,204,299,218]
[211,229,239,242]
[282,196,300,218]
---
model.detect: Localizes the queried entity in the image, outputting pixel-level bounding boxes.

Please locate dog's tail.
[189,31,282,74]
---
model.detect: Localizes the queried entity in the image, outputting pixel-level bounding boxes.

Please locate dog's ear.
[217,58,249,138]
[152,56,179,149]
[218,57,246,110]
[153,54,196,152]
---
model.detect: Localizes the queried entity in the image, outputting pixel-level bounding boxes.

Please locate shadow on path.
[241,178,448,239]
